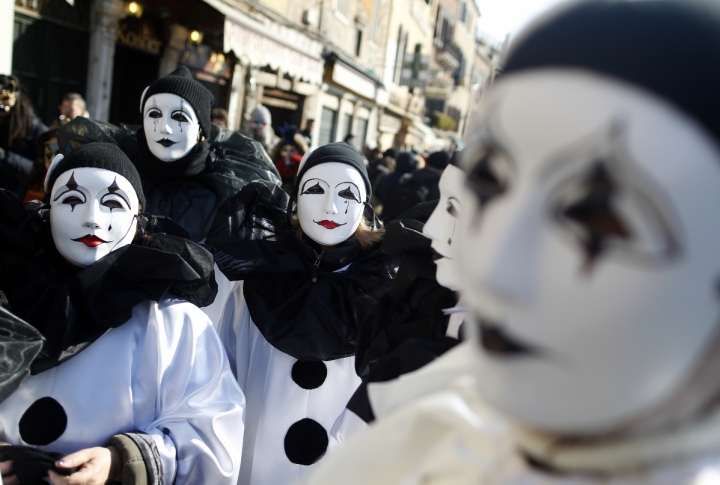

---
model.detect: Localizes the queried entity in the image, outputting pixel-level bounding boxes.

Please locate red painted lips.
[72,235,109,247]
[315,220,346,229]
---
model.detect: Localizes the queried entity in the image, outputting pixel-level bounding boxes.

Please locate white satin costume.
[0,297,246,485]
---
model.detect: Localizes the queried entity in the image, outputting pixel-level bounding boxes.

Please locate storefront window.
[356,118,368,150]
[343,113,352,138]
[319,107,337,146]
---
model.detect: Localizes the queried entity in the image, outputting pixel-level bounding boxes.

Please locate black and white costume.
[0,143,245,484]
[336,201,459,435]
[206,143,399,484]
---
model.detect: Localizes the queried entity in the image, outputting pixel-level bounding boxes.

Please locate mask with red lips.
[296,162,367,247]
[50,167,139,267]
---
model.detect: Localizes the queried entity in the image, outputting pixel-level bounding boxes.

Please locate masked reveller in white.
[296,161,366,247]
[49,167,139,267]
[0,142,245,485]
[205,141,397,485]
[142,92,202,162]
[56,65,281,250]
[423,161,466,292]
[329,156,472,444]
[298,1,720,484]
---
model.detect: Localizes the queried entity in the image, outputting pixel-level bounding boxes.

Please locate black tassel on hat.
[141,66,214,137]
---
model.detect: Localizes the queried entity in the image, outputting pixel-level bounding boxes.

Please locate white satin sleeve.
[134,299,246,485]
[201,264,239,329]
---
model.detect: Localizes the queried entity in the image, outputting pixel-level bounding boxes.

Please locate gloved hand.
[0,445,75,484]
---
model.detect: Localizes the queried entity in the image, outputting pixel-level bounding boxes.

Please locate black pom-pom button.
[284,418,328,465]
[291,360,327,390]
[19,397,67,446]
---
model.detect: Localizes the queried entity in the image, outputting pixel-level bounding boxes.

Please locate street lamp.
[125,1,143,18]
[188,29,204,44]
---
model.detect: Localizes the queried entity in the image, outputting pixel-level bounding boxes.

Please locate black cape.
[206,181,399,361]
[348,201,460,422]
[57,118,282,242]
[0,189,217,375]
[0,306,43,405]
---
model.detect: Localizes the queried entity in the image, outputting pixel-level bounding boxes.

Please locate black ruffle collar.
[206,181,398,361]
[136,128,211,182]
[0,190,217,374]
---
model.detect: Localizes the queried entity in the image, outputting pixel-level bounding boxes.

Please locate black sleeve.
[2,150,34,178]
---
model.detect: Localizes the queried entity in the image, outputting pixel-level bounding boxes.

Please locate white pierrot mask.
[297,162,367,247]
[50,167,139,267]
[423,164,466,291]
[142,92,201,161]
[456,70,720,434]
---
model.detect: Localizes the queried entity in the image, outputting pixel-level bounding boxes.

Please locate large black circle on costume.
[19,397,68,446]
[284,418,329,466]
[291,360,328,390]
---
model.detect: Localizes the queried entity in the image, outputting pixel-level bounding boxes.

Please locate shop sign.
[332,63,376,100]
[116,19,162,55]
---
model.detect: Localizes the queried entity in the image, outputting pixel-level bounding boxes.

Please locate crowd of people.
[2,0,720,484]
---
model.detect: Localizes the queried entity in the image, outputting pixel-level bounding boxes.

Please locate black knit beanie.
[294,142,372,200]
[426,150,450,170]
[141,66,214,137]
[503,0,720,146]
[46,142,146,208]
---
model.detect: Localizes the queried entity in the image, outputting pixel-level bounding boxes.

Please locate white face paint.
[50,167,139,267]
[456,70,720,434]
[142,93,201,161]
[297,162,366,247]
[423,164,466,291]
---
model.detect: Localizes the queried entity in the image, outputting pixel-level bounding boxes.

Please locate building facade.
[8,0,493,154]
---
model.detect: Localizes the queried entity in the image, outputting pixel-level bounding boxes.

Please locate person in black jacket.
[0,74,48,199]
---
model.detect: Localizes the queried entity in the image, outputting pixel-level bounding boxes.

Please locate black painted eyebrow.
[103,177,130,207]
[301,178,329,193]
[334,181,361,192]
[171,108,193,117]
[145,106,162,116]
[52,172,86,201]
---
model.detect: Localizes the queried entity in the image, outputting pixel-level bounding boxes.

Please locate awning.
[203,0,324,85]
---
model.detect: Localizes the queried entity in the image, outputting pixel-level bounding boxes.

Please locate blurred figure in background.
[49,92,88,129]
[275,122,309,192]
[249,104,281,157]
[344,133,359,151]
[22,128,58,202]
[380,150,449,221]
[368,148,396,211]
[212,107,229,127]
[0,74,48,199]
[299,118,314,146]
[412,150,450,202]
[377,151,417,220]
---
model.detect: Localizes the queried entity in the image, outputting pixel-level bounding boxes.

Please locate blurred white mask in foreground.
[297,162,366,247]
[50,167,139,267]
[456,70,720,434]
[423,164,466,291]
[143,93,200,161]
